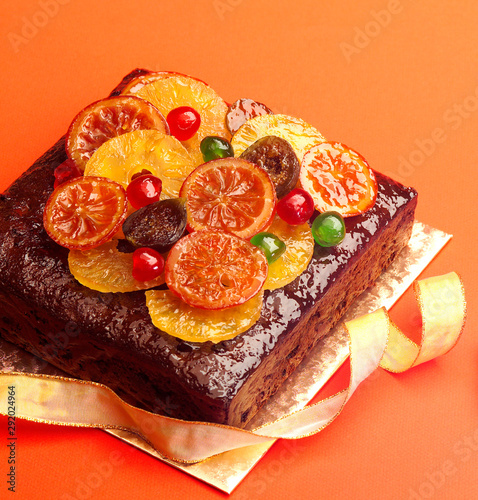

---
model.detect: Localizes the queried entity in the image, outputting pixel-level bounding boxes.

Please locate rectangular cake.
[0,71,417,427]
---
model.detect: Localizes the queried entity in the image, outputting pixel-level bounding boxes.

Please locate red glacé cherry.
[277,188,315,225]
[54,159,82,188]
[132,247,165,282]
[126,174,162,209]
[166,106,201,141]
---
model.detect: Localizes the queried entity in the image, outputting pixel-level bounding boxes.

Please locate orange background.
[1,1,477,498]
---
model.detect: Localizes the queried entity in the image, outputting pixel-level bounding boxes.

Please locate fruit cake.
[0,69,417,427]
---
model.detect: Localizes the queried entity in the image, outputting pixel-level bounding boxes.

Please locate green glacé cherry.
[200,136,234,162]
[250,232,286,263]
[311,211,346,247]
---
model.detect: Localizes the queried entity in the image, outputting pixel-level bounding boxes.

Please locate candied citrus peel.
[68,240,165,293]
[43,176,128,250]
[146,290,264,343]
[263,215,315,290]
[66,95,168,171]
[300,141,378,216]
[121,71,208,96]
[179,157,276,239]
[165,229,268,310]
[47,70,381,344]
[231,114,325,163]
[135,75,230,165]
[83,129,195,199]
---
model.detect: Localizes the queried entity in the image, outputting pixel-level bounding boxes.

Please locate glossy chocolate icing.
[0,70,417,426]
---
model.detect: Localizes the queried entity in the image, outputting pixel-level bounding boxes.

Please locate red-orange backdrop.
[1,1,477,499]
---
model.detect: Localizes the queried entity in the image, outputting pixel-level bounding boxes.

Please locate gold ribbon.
[0,272,466,464]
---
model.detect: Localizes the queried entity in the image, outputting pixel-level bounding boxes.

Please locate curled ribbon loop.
[0,272,466,464]
[379,272,466,372]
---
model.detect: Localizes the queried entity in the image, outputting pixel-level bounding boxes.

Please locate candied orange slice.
[83,130,195,199]
[300,141,378,216]
[263,215,314,290]
[43,177,127,250]
[135,75,230,164]
[165,229,268,310]
[66,96,168,171]
[179,158,276,239]
[121,71,207,96]
[231,114,325,163]
[68,240,165,293]
[146,289,263,343]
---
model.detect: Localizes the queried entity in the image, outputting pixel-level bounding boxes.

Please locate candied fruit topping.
[126,174,162,209]
[263,215,314,290]
[300,141,377,216]
[167,106,201,141]
[123,198,187,253]
[83,129,195,199]
[44,176,128,250]
[231,114,325,164]
[121,71,207,96]
[66,96,168,170]
[226,98,273,135]
[311,211,346,247]
[200,136,234,162]
[240,135,300,198]
[165,229,268,310]
[54,159,82,189]
[277,188,315,225]
[135,75,230,166]
[146,289,264,343]
[180,157,276,239]
[68,240,165,293]
[250,232,286,263]
[47,70,379,342]
[132,247,165,282]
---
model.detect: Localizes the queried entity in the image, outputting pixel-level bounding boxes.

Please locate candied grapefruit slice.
[69,240,165,293]
[300,141,378,216]
[146,289,263,343]
[43,177,127,250]
[179,158,276,239]
[165,229,268,310]
[83,130,195,199]
[135,75,230,164]
[121,71,207,95]
[231,114,325,163]
[66,96,168,171]
[263,215,314,290]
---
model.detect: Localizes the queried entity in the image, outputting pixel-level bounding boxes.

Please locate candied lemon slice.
[263,215,314,290]
[231,114,325,163]
[135,75,231,164]
[83,130,195,199]
[145,289,263,343]
[69,240,165,293]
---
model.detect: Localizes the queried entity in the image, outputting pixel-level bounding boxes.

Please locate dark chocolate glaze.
[0,70,417,424]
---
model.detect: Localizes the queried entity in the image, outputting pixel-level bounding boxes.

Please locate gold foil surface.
[0,222,452,494]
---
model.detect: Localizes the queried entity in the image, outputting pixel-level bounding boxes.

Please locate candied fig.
[123,198,187,253]
[226,98,273,135]
[240,135,300,198]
